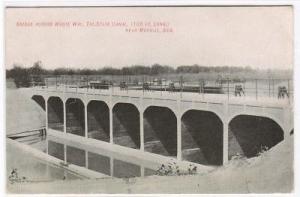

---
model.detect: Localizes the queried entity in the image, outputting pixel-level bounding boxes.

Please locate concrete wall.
[144,106,177,157]
[113,103,140,149]
[87,101,110,142]
[48,97,64,132]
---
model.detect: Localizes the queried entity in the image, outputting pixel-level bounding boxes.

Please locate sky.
[5,6,293,70]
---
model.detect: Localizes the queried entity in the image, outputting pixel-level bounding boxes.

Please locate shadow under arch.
[48,96,64,132]
[181,110,223,166]
[228,114,284,160]
[113,103,140,149]
[144,106,177,157]
[66,98,85,137]
[31,95,45,110]
[87,100,110,142]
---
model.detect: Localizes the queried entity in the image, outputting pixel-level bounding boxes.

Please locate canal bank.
[7,135,293,194]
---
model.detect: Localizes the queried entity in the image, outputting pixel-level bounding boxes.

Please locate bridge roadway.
[31,86,293,166]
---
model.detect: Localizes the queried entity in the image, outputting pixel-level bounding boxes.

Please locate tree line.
[6,61,290,88]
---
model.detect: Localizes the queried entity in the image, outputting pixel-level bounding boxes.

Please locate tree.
[8,64,30,87]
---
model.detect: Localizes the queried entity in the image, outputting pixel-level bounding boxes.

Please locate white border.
[1,1,299,197]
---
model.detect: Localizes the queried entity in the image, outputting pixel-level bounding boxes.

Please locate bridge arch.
[228,112,284,133]
[228,114,284,160]
[31,95,45,110]
[48,96,64,132]
[181,110,223,165]
[181,107,224,123]
[87,100,110,142]
[113,103,140,149]
[66,98,85,137]
[144,106,177,157]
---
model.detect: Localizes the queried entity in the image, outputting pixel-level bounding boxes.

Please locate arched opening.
[113,103,140,149]
[87,100,110,142]
[48,97,64,132]
[181,110,223,165]
[66,98,85,137]
[144,106,177,157]
[228,115,284,160]
[32,95,45,110]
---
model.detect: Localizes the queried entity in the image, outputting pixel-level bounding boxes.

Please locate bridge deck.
[34,86,291,108]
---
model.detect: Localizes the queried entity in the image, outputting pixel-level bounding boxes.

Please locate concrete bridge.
[31,86,293,166]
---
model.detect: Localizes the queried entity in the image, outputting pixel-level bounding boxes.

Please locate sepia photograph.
[3,2,295,195]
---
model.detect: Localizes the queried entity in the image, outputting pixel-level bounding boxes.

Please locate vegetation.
[6,61,293,88]
[156,162,198,176]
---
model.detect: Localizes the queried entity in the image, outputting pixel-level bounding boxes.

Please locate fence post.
[180,75,183,99]
[112,75,114,94]
[76,77,78,93]
[142,75,144,96]
[243,80,246,98]
[268,78,271,97]
[55,76,57,90]
[160,77,162,96]
[127,75,129,95]
[227,78,229,100]
[86,75,89,92]
[272,79,275,97]
[199,79,201,95]
[255,79,258,100]
[288,79,290,103]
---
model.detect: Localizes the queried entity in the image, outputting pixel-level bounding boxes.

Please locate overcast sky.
[5,6,293,70]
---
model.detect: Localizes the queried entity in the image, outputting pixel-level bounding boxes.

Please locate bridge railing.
[29,75,293,103]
